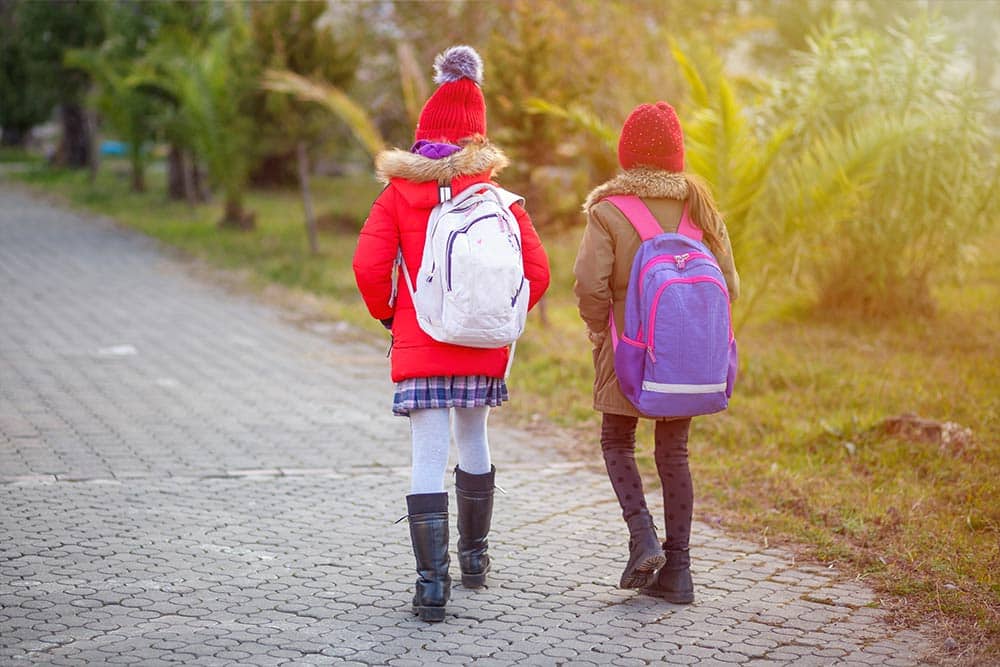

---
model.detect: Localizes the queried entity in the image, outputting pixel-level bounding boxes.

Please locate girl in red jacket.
[353,46,550,622]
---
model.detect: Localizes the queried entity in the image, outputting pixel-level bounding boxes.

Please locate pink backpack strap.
[606,195,704,242]
[605,195,663,241]
[677,202,703,242]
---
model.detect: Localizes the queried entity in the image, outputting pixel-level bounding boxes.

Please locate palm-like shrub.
[669,44,791,281]
[259,70,385,160]
[65,43,157,192]
[137,15,258,228]
[765,16,998,317]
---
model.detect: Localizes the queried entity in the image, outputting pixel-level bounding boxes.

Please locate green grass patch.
[0,147,43,165]
[12,159,999,660]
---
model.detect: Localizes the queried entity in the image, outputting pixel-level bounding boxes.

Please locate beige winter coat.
[573,169,741,418]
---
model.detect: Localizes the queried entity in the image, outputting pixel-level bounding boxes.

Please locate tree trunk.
[52,103,91,169]
[297,141,319,255]
[223,195,242,224]
[219,193,255,230]
[86,107,99,185]
[167,144,185,200]
[192,159,209,202]
[181,150,197,207]
[129,163,145,192]
[128,140,145,193]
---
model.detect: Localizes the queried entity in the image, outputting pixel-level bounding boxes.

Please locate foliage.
[670,40,939,327]
[65,47,155,191]
[752,0,1000,107]
[669,43,790,273]
[0,0,57,146]
[357,1,497,149]
[13,0,105,105]
[135,8,259,227]
[749,0,838,65]
[248,1,360,185]
[261,70,386,159]
[14,0,106,167]
[484,0,609,227]
[64,3,164,192]
[483,0,769,228]
[107,2,224,202]
[71,1,221,192]
[764,15,998,317]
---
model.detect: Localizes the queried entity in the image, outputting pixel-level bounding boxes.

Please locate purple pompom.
[433,45,483,85]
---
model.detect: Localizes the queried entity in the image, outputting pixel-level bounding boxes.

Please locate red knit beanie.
[617,102,685,172]
[415,46,487,143]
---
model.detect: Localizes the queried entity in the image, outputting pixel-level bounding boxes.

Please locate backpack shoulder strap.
[450,182,525,210]
[492,185,525,210]
[606,195,705,243]
[677,202,704,242]
[605,195,662,241]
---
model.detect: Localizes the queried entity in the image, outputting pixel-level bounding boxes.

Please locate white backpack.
[395,182,529,349]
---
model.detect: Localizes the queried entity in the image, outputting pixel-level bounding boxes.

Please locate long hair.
[684,173,727,257]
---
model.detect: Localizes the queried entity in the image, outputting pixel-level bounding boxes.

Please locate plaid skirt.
[392,375,509,417]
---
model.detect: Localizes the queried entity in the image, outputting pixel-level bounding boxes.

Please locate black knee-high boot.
[406,493,451,622]
[454,466,494,588]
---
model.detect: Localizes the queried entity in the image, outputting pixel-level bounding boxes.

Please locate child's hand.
[587,328,607,347]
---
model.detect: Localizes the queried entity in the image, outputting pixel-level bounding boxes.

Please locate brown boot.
[619,510,666,589]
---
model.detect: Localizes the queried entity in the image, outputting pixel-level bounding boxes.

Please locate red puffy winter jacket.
[353,142,550,382]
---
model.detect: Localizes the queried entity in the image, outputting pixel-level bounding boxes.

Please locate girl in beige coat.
[574,102,740,603]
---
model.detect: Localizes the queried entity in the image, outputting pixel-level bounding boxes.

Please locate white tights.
[409,406,492,494]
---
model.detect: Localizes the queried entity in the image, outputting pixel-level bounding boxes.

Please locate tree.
[250,1,360,253]
[142,1,223,203]
[484,0,750,228]
[65,2,163,193]
[138,8,259,228]
[0,0,57,147]
[483,1,604,229]
[15,0,105,168]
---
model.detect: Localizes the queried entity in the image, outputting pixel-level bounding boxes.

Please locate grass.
[0,146,42,165]
[10,158,999,663]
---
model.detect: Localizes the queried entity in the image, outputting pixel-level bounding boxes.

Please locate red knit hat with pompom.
[617,102,685,172]
[415,46,487,142]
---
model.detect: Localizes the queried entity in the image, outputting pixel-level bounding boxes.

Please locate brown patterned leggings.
[600,413,693,551]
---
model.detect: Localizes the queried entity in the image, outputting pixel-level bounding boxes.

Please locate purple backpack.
[606,195,737,418]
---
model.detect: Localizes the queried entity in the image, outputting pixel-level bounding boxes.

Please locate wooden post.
[297,141,319,255]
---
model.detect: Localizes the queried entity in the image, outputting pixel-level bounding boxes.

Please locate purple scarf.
[411,140,462,160]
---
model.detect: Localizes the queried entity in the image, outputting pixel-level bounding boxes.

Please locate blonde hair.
[684,173,727,257]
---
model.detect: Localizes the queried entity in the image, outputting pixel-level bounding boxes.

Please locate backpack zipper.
[511,275,525,307]
[445,213,504,290]
[424,201,480,282]
[637,252,715,286]
[645,276,731,362]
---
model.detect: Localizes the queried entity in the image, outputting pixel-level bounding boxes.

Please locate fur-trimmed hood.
[375,139,509,184]
[583,168,689,212]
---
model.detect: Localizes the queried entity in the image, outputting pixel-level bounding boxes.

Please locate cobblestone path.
[0,183,934,665]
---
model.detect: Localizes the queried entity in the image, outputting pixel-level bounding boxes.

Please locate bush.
[765,15,998,317]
